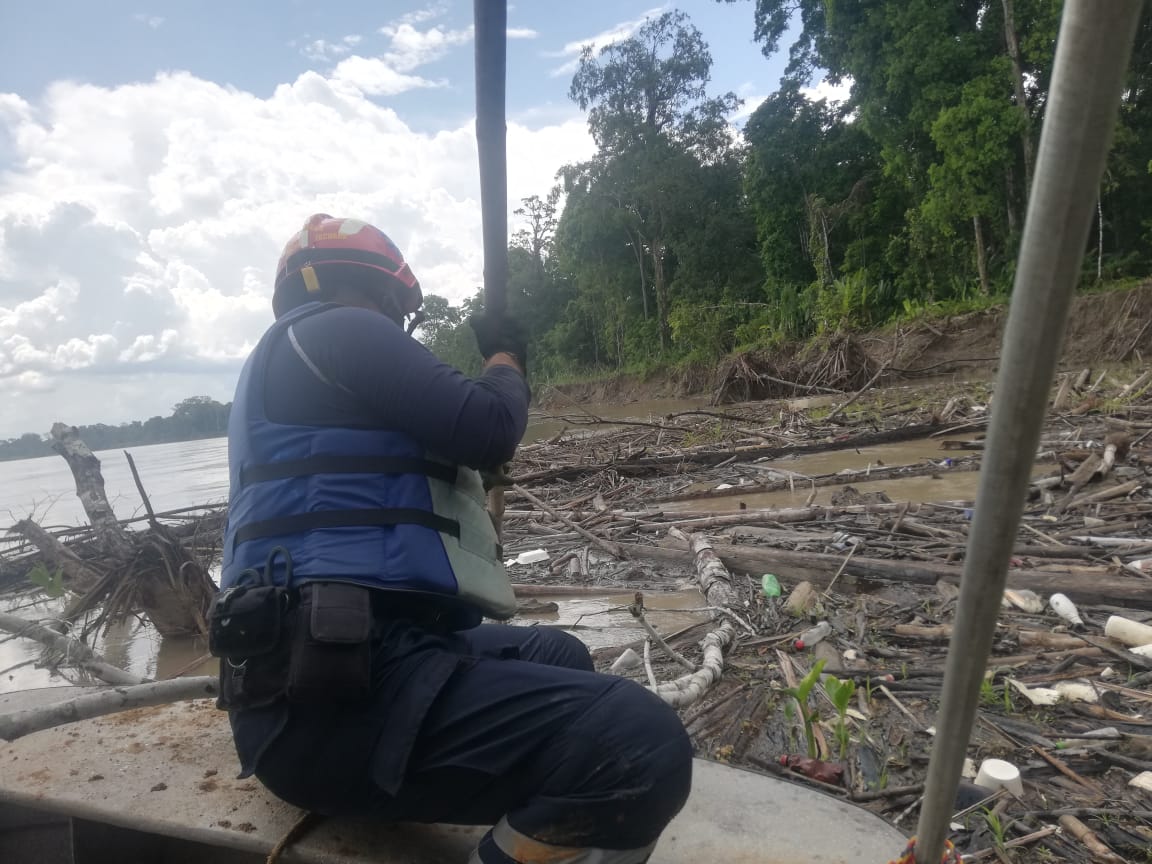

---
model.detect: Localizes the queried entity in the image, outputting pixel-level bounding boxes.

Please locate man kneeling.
[211,215,692,863]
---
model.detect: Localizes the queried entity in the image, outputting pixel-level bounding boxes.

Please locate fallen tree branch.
[0,611,145,686]
[1057,814,1125,864]
[512,483,626,560]
[647,530,740,708]
[629,601,694,671]
[512,423,942,482]
[828,362,890,422]
[642,639,658,689]
[0,676,218,741]
[6,520,103,592]
[653,621,735,708]
[612,540,1152,610]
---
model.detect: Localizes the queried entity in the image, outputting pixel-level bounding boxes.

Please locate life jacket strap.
[233,508,461,544]
[239,455,458,486]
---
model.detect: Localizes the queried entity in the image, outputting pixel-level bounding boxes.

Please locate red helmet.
[273,214,422,317]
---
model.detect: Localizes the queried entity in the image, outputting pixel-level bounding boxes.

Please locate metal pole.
[912,3,1144,862]
[474,0,509,318]
[474,0,511,538]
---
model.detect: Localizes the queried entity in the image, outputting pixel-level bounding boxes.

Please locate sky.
[0,0,837,439]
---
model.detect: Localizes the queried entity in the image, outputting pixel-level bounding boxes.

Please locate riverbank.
[538,278,1152,408]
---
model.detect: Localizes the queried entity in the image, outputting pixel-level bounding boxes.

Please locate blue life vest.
[221,303,517,625]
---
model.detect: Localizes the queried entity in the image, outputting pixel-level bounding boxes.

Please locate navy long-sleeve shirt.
[228,302,529,787]
[262,303,529,468]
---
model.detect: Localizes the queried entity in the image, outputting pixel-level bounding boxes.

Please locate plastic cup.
[974,759,1024,796]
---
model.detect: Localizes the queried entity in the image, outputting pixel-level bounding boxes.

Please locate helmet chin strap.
[405,309,427,336]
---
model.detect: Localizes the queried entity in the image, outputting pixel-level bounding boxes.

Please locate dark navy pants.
[248,624,693,856]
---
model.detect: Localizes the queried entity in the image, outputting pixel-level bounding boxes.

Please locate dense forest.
[420,1,1152,377]
[0,397,230,462]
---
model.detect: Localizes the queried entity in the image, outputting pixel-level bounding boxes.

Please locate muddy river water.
[665,438,1004,512]
[0,394,993,695]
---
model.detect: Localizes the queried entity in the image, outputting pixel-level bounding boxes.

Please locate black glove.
[467,312,528,371]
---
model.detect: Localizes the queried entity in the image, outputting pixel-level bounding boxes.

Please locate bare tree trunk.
[49,423,133,557]
[1002,0,1034,188]
[652,240,671,351]
[1097,195,1104,282]
[628,229,650,319]
[821,212,833,284]
[1005,164,1020,237]
[973,215,990,295]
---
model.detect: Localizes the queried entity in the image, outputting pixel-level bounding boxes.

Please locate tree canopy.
[420,2,1152,376]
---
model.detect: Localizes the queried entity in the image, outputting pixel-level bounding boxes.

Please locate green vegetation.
[0,396,230,462]
[421,4,1152,379]
[822,674,857,760]
[26,562,65,598]
[783,658,827,758]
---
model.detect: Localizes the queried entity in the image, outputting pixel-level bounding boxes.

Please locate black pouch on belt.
[208,584,287,659]
[209,584,293,710]
[287,582,373,705]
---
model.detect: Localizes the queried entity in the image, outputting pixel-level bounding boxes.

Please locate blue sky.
[2,1,785,129]
[0,2,820,438]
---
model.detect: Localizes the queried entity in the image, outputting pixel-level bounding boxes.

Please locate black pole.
[474,0,508,317]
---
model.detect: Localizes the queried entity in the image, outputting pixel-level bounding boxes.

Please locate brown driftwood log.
[513,422,942,483]
[610,540,1152,610]
[646,530,738,708]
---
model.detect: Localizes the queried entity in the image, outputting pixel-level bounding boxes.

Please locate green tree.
[416,293,482,374]
[726,0,1152,308]
[568,10,740,350]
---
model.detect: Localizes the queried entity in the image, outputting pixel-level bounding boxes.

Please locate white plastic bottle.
[1049,593,1084,627]
[1104,615,1152,647]
[797,621,832,648]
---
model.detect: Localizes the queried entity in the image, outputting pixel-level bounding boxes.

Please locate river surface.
[664,438,1001,512]
[0,398,714,694]
[0,398,713,528]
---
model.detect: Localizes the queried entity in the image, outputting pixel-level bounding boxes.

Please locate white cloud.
[132,13,164,30]
[801,77,853,105]
[375,21,538,72]
[304,14,529,86]
[379,22,474,72]
[329,56,440,96]
[547,7,668,78]
[0,70,593,436]
[729,96,762,125]
[301,35,364,62]
[397,4,448,27]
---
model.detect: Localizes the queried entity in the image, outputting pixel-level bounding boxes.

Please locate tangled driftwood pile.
[1,424,217,638]
[3,365,1152,860]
